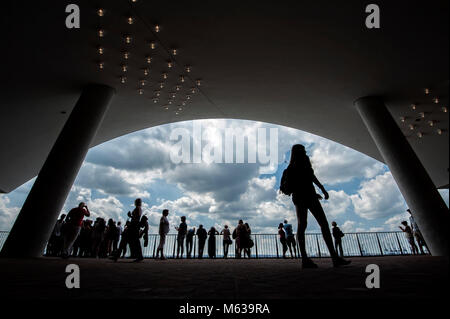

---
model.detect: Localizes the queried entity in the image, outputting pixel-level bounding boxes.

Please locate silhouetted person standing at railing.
[91,217,106,258]
[399,220,419,255]
[186,227,195,258]
[47,213,66,256]
[208,227,219,258]
[221,225,232,258]
[278,223,288,258]
[235,220,248,259]
[283,219,297,258]
[128,198,144,262]
[156,209,170,260]
[331,221,344,257]
[407,209,427,254]
[61,202,90,259]
[196,225,207,259]
[175,216,187,258]
[111,221,130,261]
[280,144,351,268]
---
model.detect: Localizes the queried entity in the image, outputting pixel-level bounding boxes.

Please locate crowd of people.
[46,199,149,262]
[45,144,428,267]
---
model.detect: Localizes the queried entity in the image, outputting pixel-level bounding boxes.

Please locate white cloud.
[350,171,407,220]
[310,140,385,185]
[0,195,20,230]
[340,220,356,232]
[321,190,352,217]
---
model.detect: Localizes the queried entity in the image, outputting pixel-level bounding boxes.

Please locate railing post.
[275,235,279,258]
[255,235,259,259]
[375,233,384,256]
[316,234,321,258]
[172,235,177,258]
[193,235,196,258]
[152,235,157,258]
[356,233,363,256]
[395,232,404,255]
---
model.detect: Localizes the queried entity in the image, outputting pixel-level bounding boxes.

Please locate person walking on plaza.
[175,216,188,258]
[399,220,419,255]
[61,202,90,259]
[280,144,351,268]
[186,227,195,258]
[278,223,288,258]
[220,225,232,258]
[407,209,427,254]
[331,221,344,257]
[196,225,208,259]
[208,226,219,258]
[283,219,297,258]
[155,209,170,260]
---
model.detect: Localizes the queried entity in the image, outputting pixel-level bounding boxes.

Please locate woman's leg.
[309,199,338,259]
[295,204,308,259]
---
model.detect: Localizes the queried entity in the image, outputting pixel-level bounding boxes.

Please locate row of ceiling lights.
[399,88,447,138]
[95,4,202,115]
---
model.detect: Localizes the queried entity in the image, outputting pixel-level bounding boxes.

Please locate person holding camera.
[61,202,90,259]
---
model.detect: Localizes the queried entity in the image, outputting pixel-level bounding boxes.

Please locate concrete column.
[355,96,449,256]
[1,84,115,258]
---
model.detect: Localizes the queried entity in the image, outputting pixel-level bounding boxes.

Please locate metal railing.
[0,230,429,258]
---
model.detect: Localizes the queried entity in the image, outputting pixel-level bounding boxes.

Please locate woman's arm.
[312,174,329,199]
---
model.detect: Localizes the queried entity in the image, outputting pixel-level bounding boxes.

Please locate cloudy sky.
[0,119,448,234]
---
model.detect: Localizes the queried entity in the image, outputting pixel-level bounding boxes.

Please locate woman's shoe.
[332,257,351,267]
[302,258,318,269]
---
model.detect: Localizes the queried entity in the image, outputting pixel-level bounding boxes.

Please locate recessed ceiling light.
[127,17,134,25]
[180,75,185,83]
[121,64,128,72]
[123,51,130,59]
[167,61,173,68]
[400,117,406,122]
[98,29,105,37]
[124,35,132,44]
[419,112,425,118]
[196,79,201,86]
[162,72,168,79]
[146,56,152,64]
[98,61,104,69]
[437,129,443,135]
[433,97,439,104]
[424,88,430,95]
[98,46,104,55]
[411,104,417,110]
[409,124,415,130]
[154,25,161,32]
[120,76,127,84]
[139,80,146,86]
[417,132,423,138]
[143,68,149,76]
[150,41,157,49]
[185,65,191,73]
[138,88,144,95]
[428,120,434,127]
[442,106,448,113]
[97,8,105,17]
[171,48,178,56]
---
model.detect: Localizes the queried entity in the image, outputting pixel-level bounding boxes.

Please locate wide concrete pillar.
[0,84,115,258]
[355,96,449,256]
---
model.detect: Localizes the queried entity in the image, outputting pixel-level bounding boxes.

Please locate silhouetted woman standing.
[208,227,219,258]
[287,144,350,268]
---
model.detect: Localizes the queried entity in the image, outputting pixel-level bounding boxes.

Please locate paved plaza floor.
[0,255,447,299]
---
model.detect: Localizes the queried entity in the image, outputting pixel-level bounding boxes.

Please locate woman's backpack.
[280,167,293,196]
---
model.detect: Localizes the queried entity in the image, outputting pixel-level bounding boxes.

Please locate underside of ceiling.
[1,0,448,193]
